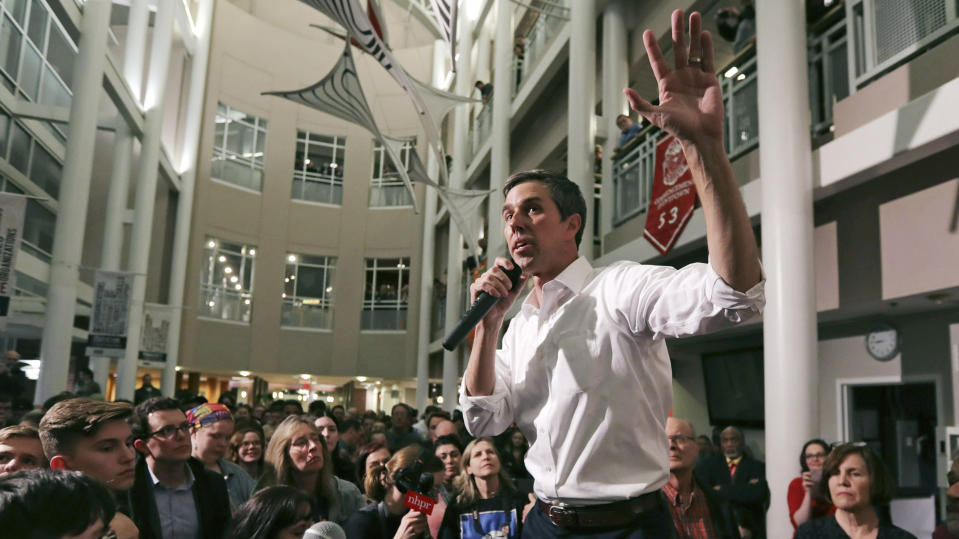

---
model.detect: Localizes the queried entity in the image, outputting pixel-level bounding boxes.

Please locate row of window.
[199,237,411,331]
[212,103,415,207]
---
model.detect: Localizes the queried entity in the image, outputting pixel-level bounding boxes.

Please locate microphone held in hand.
[442,262,523,351]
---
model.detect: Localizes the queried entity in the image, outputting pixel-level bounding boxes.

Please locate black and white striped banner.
[429,0,458,72]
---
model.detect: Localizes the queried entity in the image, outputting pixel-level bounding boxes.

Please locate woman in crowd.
[358,441,392,492]
[499,427,530,482]
[315,413,358,486]
[789,438,836,530]
[434,434,462,501]
[343,444,443,538]
[439,437,527,539]
[796,444,915,538]
[260,416,366,524]
[231,424,267,481]
[228,485,315,539]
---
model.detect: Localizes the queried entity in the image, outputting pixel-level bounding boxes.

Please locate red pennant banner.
[643,135,697,255]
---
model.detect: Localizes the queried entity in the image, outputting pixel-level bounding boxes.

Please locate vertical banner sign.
[0,194,26,330]
[643,135,697,255]
[139,303,172,363]
[86,271,134,357]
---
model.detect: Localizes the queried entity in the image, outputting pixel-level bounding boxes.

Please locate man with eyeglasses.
[662,417,735,538]
[129,397,230,539]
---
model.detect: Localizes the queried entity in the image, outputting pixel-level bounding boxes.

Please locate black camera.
[393,448,435,495]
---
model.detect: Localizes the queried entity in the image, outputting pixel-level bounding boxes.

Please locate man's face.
[391,406,411,430]
[341,426,360,447]
[234,407,251,421]
[0,437,45,474]
[431,420,456,443]
[332,407,345,422]
[721,429,744,459]
[427,416,447,441]
[62,420,137,491]
[142,374,152,386]
[283,404,301,417]
[0,400,11,424]
[192,419,234,464]
[502,181,579,278]
[666,418,698,473]
[365,447,391,473]
[142,409,192,463]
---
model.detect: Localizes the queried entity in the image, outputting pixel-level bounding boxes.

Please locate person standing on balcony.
[460,9,764,537]
[475,80,494,104]
[614,114,642,152]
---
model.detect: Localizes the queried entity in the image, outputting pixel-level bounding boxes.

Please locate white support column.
[600,1,627,243]
[34,0,113,404]
[476,26,492,93]
[92,0,150,394]
[568,0,596,259]
[757,2,818,537]
[415,39,447,413]
[115,1,175,401]
[486,0,513,258]
[163,0,215,397]
[442,13,474,413]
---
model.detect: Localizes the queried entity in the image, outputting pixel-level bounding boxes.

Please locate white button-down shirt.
[460,257,764,505]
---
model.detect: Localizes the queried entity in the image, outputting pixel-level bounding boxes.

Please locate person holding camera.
[789,439,835,530]
[344,444,444,538]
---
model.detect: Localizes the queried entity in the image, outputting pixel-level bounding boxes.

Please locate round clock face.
[866,326,899,361]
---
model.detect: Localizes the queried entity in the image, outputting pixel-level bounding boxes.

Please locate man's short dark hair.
[0,469,116,538]
[503,170,587,247]
[434,434,462,451]
[331,404,345,412]
[41,391,75,413]
[340,419,361,432]
[39,398,133,459]
[426,410,451,427]
[391,403,414,418]
[132,397,181,440]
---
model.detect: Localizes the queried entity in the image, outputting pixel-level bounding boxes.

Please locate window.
[212,103,268,192]
[369,139,414,207]
[200,238,255,323]
[292,130,345,205]
[0,174,53,262]
[0,0,76,140]
[282,254,336,329]
[0,110,62,200]
[361,257,409,330]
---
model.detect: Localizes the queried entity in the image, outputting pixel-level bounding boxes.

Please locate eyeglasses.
[148,422,192,440]
[667,434,695,445]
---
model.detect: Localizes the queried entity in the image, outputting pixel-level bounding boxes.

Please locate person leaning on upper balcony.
[796,443,915,539]
[460,9,765,537]
[614,114,642,152]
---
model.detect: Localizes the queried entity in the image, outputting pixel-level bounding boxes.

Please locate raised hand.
[624,10,724,150]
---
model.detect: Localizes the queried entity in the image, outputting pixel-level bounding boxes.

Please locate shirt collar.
[522,256,594,310]
[662,481,700,506]
[726,455,743,466]
[148,461,195,490]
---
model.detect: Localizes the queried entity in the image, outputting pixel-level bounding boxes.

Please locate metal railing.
[720,46,759,160]
[470,102,493,156]
[199,284,252,323]
[281,299,332,329]
[361,301,408,330]
[513,1,568,96]
[847,0,959,89]
[809,16,850,136]
[611,125,660,224]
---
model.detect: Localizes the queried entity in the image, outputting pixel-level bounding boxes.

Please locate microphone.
[442,262,523,351]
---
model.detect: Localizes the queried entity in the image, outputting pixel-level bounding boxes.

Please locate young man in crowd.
[187,402,255,509]
[0,425,46,474]
[0,469,117,538]
[386,402,422,452]
[39,398,139,538]
[130,396,230,539]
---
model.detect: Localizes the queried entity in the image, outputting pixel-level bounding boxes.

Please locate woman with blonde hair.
[259,415,366,525]
[343,444,444,538]
[438,437,527,538]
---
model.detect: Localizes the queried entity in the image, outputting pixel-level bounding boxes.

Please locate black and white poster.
[86,270,134,357]
[0,194,26,330]
[139,302,171,363]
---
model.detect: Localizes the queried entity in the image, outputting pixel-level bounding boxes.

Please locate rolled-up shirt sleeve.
[459,338,516,438]
[615,259,765,339]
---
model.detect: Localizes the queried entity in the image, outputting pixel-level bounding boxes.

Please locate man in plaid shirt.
[662,417,735,538]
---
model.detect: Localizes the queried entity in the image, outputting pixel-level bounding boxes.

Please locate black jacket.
[128,456,231,539]
[694,453,770,538]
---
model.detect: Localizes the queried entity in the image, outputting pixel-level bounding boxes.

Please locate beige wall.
[879,178,959,300]
[179,1,432,379]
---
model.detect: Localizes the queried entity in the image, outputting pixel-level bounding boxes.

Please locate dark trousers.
[522,497,674,538]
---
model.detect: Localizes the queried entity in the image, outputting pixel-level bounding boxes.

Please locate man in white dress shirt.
[460,9,765,537]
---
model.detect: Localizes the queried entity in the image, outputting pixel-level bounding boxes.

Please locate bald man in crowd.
[662,418,734,538]
[695,426,769,538]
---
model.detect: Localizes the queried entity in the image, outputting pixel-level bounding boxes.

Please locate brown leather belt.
[536,491,661,529]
